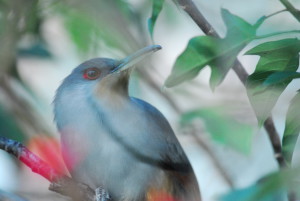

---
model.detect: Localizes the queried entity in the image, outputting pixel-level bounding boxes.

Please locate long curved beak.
[112,45,162,73]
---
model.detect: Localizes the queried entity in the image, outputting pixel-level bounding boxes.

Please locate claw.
[95,186,111,201]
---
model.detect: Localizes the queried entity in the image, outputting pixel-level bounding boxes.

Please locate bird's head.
[55,45,161,108]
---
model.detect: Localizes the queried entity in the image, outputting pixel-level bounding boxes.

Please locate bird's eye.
[83,68,101,80]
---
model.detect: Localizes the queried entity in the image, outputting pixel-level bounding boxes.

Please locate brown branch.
[0,136,100,201]
[264,118,286,167]
[176,0,287,168]
[177,0,218,37]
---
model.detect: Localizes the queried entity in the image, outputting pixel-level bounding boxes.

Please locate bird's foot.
[95,186,111,201]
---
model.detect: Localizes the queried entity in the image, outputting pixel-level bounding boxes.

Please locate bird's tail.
[146,171,201,201]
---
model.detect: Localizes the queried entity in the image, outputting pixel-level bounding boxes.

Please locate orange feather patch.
[147,189,180,201]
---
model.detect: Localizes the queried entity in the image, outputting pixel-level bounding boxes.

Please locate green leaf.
[246,39,300,125]
[282,92,300,164]
[181,108,254,154]
[263,71,300,86]
[220,168,300,201]
[165,9,258,89]
[148,0,164,38]
[246,38,300,55]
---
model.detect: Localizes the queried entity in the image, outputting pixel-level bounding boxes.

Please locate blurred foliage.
[148,0,164,38]
[221,168,300,201]
[64,10,102,53]
[181,107,254,154]
[0,105,26,143]
[246,39,300,126]
[53,0,146,56]
[18,42,51,58]
[282,92,300,164]
[0,0,50,147]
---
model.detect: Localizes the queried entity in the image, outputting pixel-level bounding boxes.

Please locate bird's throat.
[94,71,130,107]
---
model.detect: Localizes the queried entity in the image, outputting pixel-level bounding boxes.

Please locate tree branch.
[0,136,101,201]
[177,0,218,37]
[175,0,287,168]
[279,0,300,22]
[264,118,286,168]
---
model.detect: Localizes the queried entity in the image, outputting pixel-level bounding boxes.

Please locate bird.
[53,45,201,201]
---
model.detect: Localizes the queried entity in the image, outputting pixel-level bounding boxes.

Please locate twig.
[175,0,287,168]
[279,0,300,22]
[264,9,288,20]
[0,136,98,201]
[264,118,286,167]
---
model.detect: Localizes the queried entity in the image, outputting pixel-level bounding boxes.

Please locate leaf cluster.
[148,0,300,200]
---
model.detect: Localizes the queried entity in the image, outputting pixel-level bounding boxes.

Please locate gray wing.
[128,97,192,172]
[93,95,192,172]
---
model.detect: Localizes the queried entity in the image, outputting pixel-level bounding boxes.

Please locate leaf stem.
[254,9,288,28]
[265,9,288,19]
[255,30,300,40]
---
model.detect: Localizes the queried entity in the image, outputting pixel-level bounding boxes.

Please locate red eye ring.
[83,67,101,80]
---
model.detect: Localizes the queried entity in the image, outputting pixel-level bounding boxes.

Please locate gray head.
[53,45,161,127]
[58,45,161,96]
[59,58,126,97]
